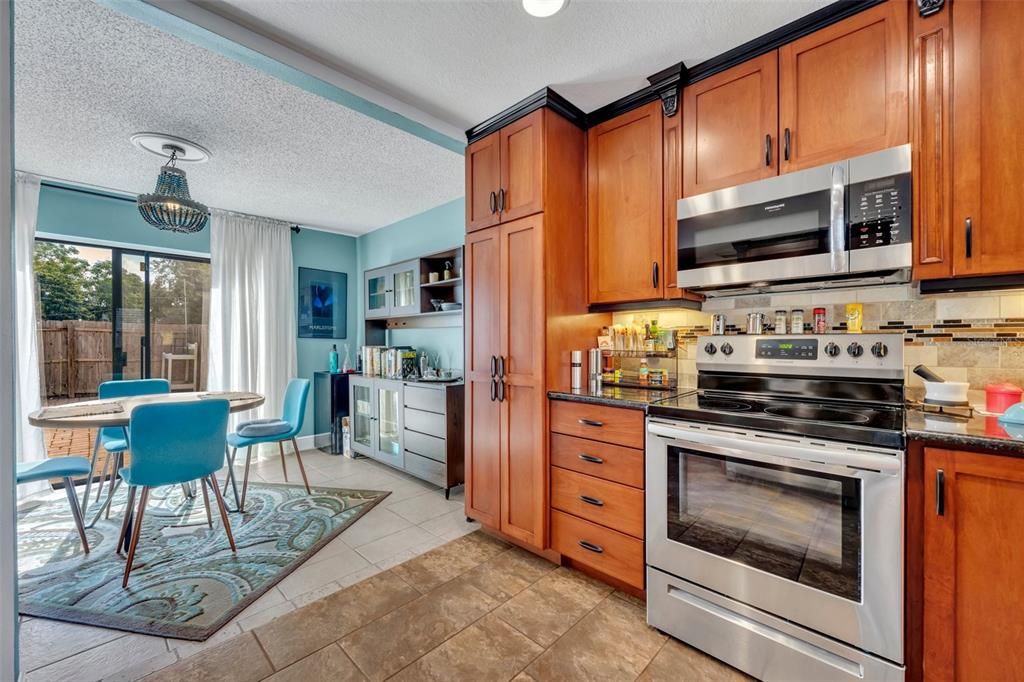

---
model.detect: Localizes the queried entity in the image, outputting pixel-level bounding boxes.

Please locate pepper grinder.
[571,350,583,391]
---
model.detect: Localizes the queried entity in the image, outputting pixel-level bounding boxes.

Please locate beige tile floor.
[141,531,749,682]
[18,447,477,682]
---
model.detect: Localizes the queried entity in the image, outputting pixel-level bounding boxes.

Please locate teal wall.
[356,198,465,370]
[36,183,211,255]
[291,228,359,436]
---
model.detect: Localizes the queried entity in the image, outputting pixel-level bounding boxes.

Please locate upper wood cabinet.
[587,102,665,304]
[465,109,544,232]
[779,1,908,172]
[682,51,779,197]
[950,0,1024,278]
[922,447,1024,681]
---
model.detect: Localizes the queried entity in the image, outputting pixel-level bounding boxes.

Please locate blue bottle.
[329,344,339,373]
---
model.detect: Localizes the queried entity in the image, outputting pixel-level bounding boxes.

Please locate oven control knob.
[704,343,717,356]
[824,342,841,357]
[721,342,734,356]
[871,342,889,358]
[847,342,864,358]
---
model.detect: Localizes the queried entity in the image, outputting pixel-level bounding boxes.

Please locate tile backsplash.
[612,285,1024,393]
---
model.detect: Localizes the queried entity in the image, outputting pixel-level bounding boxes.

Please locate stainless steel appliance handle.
[647,422,902,474]
[829,164,846,273]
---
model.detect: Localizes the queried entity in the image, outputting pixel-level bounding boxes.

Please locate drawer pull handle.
[578,418,604,428]
[579,495,605,507]
[578,540,604,554]
[578,454,604,464]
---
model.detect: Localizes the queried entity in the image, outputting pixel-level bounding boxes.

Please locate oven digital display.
[756,339,818,359]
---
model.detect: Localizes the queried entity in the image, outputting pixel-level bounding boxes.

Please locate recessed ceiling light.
[522,0,568,18]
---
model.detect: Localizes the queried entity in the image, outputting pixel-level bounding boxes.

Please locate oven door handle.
[647,423,901,474]
[829,163,847,273]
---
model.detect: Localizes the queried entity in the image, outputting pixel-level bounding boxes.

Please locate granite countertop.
[548,385,695,410]
[905,407,1024,456]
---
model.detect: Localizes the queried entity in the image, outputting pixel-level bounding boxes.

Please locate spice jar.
[813,308,828,334]
[774,310,787,335]
[791,309,804,335]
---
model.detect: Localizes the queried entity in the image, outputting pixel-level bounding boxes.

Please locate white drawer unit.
[349,377,464,498]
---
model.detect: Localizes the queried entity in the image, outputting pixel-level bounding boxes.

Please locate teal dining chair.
[86,378,171,518]
[116,399,236,588]
[16,457,92,553]
[226,378,311,512]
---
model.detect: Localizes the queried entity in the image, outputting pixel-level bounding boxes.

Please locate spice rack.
[596,349,679,391]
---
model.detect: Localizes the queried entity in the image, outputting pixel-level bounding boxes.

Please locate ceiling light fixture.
[522,0,568,18]
[131,133,211,234]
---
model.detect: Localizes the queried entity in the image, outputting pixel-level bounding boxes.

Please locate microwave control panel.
[847,172,911,250]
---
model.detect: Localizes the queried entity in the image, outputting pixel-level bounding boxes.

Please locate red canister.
[985,383,1023,414]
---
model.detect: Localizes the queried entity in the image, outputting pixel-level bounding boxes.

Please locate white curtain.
[208,210,297,428]
[14,172,46,497]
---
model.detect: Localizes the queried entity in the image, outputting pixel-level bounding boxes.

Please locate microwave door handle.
[647,423,901,475]
[829,164,847,273]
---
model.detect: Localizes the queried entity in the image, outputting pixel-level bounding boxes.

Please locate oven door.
[646,418,903,664]
[677,161,847,290]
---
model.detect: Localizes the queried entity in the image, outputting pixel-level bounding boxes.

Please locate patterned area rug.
[17,482,388,640]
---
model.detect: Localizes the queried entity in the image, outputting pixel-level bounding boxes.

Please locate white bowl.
[923,380,970,405]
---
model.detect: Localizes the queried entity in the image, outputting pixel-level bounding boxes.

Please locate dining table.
[28,391,265,526]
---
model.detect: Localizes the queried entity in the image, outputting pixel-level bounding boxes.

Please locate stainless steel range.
[646,334,905,682]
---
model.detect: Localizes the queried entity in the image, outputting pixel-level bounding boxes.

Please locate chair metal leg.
[278,441,289,482]
[200,478,213,528]
[122,487,150,588]
[63,477,89,553]
[116,486,138,555]
[88,453,123,528]
[208,474,237,552]
[239,446,254,512]
[290,438,311,494]
[82,433,102,515]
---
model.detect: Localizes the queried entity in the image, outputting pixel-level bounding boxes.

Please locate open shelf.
[420,277,463,288]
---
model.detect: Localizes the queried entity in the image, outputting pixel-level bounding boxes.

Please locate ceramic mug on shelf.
[429,272,440,283]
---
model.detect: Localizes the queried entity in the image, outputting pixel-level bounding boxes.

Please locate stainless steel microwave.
[676,144,911,294]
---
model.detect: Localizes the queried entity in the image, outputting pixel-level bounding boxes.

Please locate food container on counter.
[986,383,1023,414]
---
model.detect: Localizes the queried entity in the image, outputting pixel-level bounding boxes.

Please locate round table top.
[28,391,265,429]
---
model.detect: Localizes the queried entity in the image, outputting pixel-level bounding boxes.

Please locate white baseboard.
[295,434,317,451]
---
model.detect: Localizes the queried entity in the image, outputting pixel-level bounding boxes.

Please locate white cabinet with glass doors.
[363,260,419,319]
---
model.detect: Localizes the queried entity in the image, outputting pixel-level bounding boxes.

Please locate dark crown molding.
[465,87,586,144]
[465,0,888,141]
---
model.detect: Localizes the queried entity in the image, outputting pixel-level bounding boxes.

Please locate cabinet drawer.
[551,467,644,539]
[551,510,644,589]
[550,400,645,449]
[404,450,446,487]
[404,429,446,463]
[404,407,446,437]
[404,385,445,414]
[550,433,643,489]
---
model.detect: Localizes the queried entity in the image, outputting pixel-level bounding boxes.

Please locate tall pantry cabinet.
[464,107,607,551]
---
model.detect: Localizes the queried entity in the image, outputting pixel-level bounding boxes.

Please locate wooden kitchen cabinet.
[587,101,664,304]
[779,0,908,172]
[922,447,1024,681]
[950,0,1024,277]
[464,106,600,553]
[682,51,779,197]
[465,109,544,232]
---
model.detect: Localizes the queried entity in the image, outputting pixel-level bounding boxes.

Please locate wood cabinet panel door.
[682,51,779,197]
[951,0,1024,277]
[587,101,664,304]
[463,227,501,529]
[779,0,908,172]
[923,448,1024,681]
[499,216,546,548]
[466,132,501,233]
[499,109,545,224]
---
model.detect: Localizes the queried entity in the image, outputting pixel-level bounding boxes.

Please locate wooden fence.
[39,320,207,398]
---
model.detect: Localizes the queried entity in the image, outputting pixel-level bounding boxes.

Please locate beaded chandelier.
[137,145,210,233]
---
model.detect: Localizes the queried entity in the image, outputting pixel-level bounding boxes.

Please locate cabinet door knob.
[497,356,506,379]
[965,217,973,259]
[489,191,497,215]
[783,128,791,161]
[652,261,659,289]
[490,355,497,378]
[765,134,772,167]
[498,188,506,213]
[497,379,505,402]
[935,468,946,516]
[490,378,497,402]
